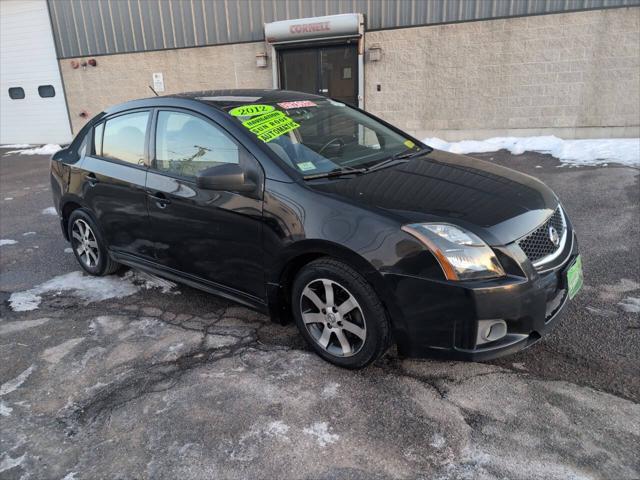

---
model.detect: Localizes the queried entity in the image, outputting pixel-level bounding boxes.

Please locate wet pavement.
[1,148,638,479]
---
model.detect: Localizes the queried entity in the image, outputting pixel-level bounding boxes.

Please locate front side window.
[102,111,149,165]
[154,111,239,178]
[225,99,422,176]
[8,87,24,99]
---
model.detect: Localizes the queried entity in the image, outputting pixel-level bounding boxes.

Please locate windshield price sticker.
[229,104,274,117]
[277,100,317,109]
[242,111,300,143]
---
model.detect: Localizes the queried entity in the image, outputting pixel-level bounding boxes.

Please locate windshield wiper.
[364,148,433,173]
[303,166,367,180]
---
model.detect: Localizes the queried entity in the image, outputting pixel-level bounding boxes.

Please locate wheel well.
[273,251,396,327]
[274,252,328,324]
[61,201,82,239]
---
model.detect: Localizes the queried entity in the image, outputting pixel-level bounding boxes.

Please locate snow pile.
[423,136,640,167]
[8,270,178,312]
[4,144,62,155]
[0,239,17,246]
[41,207,57,215]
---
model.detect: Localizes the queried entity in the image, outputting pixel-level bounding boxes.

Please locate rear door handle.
[84,173,98,186]
[148,192,171,208]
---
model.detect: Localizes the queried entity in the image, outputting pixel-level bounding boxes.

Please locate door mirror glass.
[196,163,255,192]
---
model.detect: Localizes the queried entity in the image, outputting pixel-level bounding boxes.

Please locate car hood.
[308,149,560,246]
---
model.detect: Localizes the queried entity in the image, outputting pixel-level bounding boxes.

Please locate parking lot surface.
[1,148,638,479]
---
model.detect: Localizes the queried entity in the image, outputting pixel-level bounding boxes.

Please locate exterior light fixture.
[256,52,268,68]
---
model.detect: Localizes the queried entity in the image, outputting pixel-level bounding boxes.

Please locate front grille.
[517,207,565,264]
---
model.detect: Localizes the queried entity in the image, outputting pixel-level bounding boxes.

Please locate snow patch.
[1,144,32,148]
[5,144,62,155]
[619,297,640,314]
[265,421,290,439]
[0,401,13,417]
[41,206,57,215]
[430,433,446,449]
[321,382,340,398]
[0,452,26,473]
[124,270,179,295]
[423,136,640,167]
[22,231,36,236]
[9,271,138,311]
[303,422,339,447]
[64,247,73,253]
[0,239,17,246]
[62,473,78,480]
[3,197,13,201]
[0,365,35,396]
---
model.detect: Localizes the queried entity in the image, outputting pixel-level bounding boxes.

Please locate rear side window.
[38,85,56,98]
[102,111,149,165]
[94,122,104,155]
[154,111,239,178]
[8,87,24,99]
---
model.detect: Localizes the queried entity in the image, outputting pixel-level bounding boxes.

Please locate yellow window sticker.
[404,140,415,149]
[242,110,300,143]
[229,104,275,117]
[296,162,315,171]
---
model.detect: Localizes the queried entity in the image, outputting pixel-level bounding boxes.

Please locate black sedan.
[50,89,583,368]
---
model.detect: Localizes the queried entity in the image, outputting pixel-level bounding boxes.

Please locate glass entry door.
[278,43,358,107]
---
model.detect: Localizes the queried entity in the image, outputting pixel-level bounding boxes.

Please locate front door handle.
[84,173,98,186]
[148,192,171,208]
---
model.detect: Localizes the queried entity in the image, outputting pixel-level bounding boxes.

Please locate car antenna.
[148,85,159,97]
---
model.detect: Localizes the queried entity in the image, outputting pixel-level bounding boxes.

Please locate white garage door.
[0,0,72,145]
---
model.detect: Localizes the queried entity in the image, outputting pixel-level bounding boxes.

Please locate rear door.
[80,110,154,259]
[145,108,265,300]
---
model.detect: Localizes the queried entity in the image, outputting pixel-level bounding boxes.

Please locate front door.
[145,109,265,302]
[279,43,358,106]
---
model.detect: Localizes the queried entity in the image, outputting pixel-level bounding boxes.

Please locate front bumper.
[383,233,579,361]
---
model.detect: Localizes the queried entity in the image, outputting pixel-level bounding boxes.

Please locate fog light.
[476,319,507,345]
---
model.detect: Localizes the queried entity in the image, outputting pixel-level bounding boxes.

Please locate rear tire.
[68,209,120,276]
[291,258,391,369]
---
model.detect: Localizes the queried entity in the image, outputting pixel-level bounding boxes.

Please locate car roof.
[167,89,324,109]
[103,89,326,117]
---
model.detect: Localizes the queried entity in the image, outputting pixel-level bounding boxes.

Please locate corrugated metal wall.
[47,0,640,58]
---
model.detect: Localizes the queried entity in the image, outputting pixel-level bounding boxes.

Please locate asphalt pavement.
[0,147,638,479]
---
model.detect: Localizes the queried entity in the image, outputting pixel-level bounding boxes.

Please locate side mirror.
[196,163,256,192]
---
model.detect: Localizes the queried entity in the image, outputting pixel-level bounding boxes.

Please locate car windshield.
[224,99,423,177]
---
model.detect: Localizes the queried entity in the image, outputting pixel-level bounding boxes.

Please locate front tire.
[68,209,120,276]
[291,258,391,369]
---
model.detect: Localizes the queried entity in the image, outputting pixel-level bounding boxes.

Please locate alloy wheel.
[299,278,367,357]
[71,219,100,268]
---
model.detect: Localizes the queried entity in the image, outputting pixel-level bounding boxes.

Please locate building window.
[8,87,25,99]
[38,85,56,98]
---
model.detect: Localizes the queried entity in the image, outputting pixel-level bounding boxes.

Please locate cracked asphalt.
[1,148,639,479]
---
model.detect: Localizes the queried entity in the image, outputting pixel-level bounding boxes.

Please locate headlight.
[401,223,506,281]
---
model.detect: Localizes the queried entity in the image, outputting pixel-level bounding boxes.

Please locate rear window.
[101,111,149,165]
